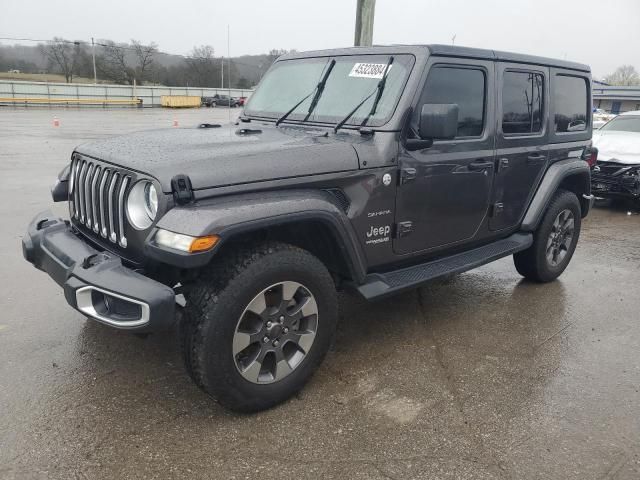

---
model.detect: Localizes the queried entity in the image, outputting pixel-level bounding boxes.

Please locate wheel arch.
[217,214,365,284]
[521,159,591,231]
[558,170,591,215]
[150,190,368,283]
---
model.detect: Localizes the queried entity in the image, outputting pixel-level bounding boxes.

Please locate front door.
[489,63,549,231]
[394,59,496,255]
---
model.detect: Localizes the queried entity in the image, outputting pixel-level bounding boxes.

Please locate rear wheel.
[180,242,337,412]
[514,189,581,282]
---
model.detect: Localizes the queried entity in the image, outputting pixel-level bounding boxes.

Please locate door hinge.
[491,202,504,217]
[400,168,417,185]
[395,221,413,238]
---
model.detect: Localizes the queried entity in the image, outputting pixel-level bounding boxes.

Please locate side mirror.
[419,103,459,140]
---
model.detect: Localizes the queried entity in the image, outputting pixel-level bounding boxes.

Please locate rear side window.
[554,75,588,132]
[502,71,544,134]
[418,66,485,137]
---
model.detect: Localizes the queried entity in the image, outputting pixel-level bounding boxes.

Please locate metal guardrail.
[0,79,253,107]
[0,97,142,106]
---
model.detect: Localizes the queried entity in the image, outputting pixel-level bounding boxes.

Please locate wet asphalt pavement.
[1,107,639,479]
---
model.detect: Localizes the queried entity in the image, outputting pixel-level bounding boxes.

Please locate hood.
[592,130,640,165]
[76,124,360,191]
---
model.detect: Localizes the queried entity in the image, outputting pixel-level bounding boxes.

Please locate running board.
[357,233,533,300]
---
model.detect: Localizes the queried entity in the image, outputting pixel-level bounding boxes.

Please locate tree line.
[1,38,295,88]
[12,40,638,88]
[602,65,640,86]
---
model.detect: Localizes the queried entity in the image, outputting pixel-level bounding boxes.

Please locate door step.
[357,233,533,300]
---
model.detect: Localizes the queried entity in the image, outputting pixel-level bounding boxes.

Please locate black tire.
[180,242,337,412]
[514,189,582,282]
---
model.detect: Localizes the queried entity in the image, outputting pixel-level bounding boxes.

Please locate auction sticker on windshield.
[349,63,392,79]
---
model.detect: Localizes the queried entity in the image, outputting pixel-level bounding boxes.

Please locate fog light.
[154,229,219,253]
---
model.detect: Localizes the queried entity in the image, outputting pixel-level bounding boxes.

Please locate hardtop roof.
[280,44,590,73]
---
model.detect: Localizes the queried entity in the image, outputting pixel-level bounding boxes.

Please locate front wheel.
[180,242,337,412]
[514,189,582,282]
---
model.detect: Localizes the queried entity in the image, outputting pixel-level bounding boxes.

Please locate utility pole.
[221,56,224,89]
[91,37,97,84]
[228,24,231,126]
[354,0,376,47]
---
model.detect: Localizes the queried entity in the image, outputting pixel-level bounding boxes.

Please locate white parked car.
[592,108,616,129]
[591,111,640,202]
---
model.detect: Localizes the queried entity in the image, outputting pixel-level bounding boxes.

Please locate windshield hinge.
[171,174,194,205]
[359,127,375,136]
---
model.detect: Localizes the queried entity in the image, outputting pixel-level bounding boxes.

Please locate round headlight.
[144,182,158,219]
[127,180,157,230]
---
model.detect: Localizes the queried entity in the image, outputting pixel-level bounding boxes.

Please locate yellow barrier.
[0,97,142,105]
[161,95,201,108]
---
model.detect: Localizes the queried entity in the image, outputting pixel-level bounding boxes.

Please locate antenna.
[452,34,456,45]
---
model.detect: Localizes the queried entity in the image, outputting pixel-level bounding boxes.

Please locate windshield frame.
[243,53,416,130]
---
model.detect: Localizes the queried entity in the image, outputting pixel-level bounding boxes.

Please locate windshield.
[600,116,640,133]
[245,54,415,127]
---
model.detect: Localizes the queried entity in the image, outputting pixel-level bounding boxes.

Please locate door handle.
[527,153,546,163]
[468,160,494,171]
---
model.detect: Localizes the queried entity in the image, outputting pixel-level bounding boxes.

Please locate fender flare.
[521,158,591,232]
[146,189,368,282]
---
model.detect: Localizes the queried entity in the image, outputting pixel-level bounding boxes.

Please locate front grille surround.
[68,155,140,249]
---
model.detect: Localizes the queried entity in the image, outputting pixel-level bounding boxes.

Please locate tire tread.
[180,241,336,412]
[514,189,581,282]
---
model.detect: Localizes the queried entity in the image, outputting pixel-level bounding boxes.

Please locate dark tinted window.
[554,75,588,132]
[502,71,544,134]
[418,66,485,137]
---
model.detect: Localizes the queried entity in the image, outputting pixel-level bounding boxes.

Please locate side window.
[554,75,588,132]
[418,66,486,137]
[502,71,544,135]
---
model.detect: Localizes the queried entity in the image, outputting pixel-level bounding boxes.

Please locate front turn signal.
[189,235,219,253]
[154,229,219,253]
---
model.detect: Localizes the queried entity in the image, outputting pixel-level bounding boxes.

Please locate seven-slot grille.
[69,156,131,248]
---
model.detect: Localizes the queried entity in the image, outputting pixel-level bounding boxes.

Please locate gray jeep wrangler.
[23,45,595,412]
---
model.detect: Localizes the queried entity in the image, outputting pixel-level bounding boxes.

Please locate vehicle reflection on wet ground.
[1,108,639,479]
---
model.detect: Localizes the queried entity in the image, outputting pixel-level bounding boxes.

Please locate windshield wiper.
[304,59,336,121]
[333,56,394,134]
[275,58,336,127]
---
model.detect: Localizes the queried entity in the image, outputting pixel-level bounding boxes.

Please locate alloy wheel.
[232,281,319,384]
[546,209,575,267]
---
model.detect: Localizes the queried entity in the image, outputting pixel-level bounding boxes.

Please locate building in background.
[592,83,640,114]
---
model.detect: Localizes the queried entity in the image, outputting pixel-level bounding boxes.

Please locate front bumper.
[591,162,640,199]
[22,211,175,332]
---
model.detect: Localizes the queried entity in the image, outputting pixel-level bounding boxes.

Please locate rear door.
[490,63,549,231]
[394,58,496,255]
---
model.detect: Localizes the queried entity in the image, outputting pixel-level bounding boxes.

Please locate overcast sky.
[1,0,638,78]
